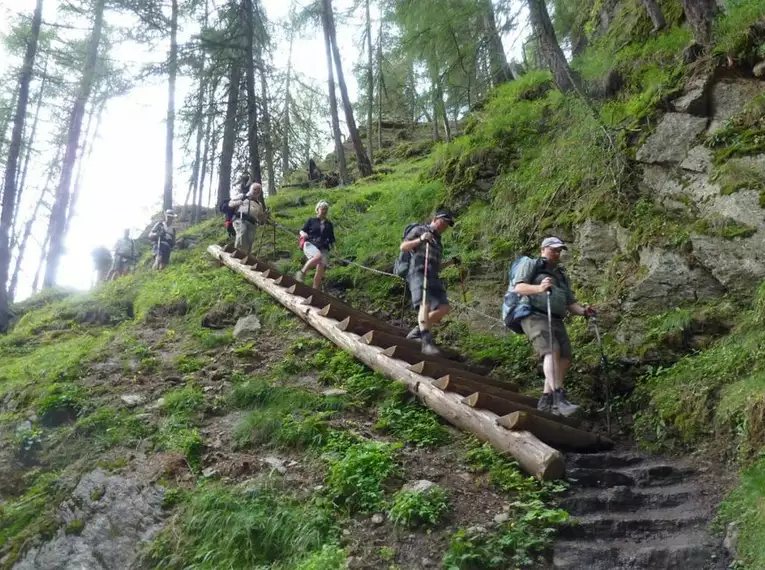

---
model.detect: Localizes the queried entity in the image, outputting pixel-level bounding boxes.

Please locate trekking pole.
[592,317,611,436]
[458,267,468,304]
[546,290,557,397]
[418,242,430,335]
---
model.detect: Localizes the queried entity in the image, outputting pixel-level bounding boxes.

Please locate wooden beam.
[361,330,473,367]
[381,345,495,380]
[463,392,581,428]
[320,304,407,336]
[223,244,236,254]
[287,282,317,298]
[407,361,520,393]
[498,411,613,452]
[336,316,379,337]
[433,375,538,408]
[208,245,565,480]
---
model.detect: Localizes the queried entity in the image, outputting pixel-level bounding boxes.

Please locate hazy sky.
[1,0,527,300]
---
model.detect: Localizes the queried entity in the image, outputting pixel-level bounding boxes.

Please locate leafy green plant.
[443,501,568,569]
[376,395,450,447]
[75,408,153,449]
[162,385,206,418]
[174,355,207,374]
[155,417,204,471]
[388,485,449,528]
[294,544,348,570]
[325,441,402,514]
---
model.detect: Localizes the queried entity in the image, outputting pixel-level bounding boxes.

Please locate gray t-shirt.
[513,258,576,318]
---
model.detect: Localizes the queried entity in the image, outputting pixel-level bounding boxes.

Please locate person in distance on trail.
[227,182,268,254]
[149,210,177,271]
[513,237,596,417]
[107,229,136,280]
[91,246,113,284]
[295,201,335,289]
[399,211,460,355]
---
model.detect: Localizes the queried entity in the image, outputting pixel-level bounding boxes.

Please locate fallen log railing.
[209,245,612,480]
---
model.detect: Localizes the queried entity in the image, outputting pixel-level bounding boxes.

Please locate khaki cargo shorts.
[521,314,572,359]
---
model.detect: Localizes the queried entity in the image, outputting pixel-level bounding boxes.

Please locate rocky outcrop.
[690,234,765,295]
[13,470,165,570]
[672,73,712,116]
[625,249,724,311]
[572,220,628,288]
[636,114,707,164]
[708,79,765,134]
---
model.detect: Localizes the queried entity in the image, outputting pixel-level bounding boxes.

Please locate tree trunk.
[681,0,717,47]
[8,192,45,302]
[199,78,216,213]
[481,0,512,85]
[217,63,241,204]
[281,26,293,180]
[527,0,580,93]
[188,74,206,224]
[365,0,374,164]
[43,0,105,289]
[0,78,21,171]
[376,18,383,153]
[163,0,178,212]
[31,230,49,293]
[324,0,372,177]
[321,2,348,184]
[641,0,666,31]
[259,57,276,195]
[0,0,43,331]
[11,58,48,250]
[242,0,262,185]
[65,99,103,238]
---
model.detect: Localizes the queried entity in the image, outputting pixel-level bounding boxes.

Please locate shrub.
[388,485,449,528]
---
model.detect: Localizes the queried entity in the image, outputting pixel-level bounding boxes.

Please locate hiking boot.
[406,327,422,342]
[537,392,553,413]
[420,331,441,356]
[294,270,305,281]
[553,388,580,417]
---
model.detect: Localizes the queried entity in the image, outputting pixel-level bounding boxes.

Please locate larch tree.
[0,0,44,332]
[526,0,580,92]
[320,1,348,184]
[324,0,372,177]
[43,0,107,289]
[163,0,179,211]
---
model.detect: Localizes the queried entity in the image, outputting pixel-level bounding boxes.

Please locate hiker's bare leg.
[542,351,561,393]
[428,304,451,326]
[312,263,326,289]
[301,253,322,274]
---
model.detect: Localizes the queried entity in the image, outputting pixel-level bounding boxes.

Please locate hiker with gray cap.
[149,209,177,271]
[512,236,596,416]
[398,211,460,355]
[295,201,335,289]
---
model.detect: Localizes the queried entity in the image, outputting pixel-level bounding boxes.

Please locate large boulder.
[636,113,708,165]
[672,73,712,116]
[13,470,165,570]
[708,79,765,134]
[680,145,714,174]
[572,220,626,287]
[233,314,262,339]
[691,233,765,295]
[624,249,724,311]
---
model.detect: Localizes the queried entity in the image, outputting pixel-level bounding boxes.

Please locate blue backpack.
[393,222,426,278]
[502,256,541,333]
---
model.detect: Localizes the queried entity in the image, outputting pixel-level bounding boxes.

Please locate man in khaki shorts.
[512,237,596,416]
[228,182,267,253]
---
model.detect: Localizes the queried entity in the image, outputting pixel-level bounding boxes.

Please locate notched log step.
[407,360,520,393]
[432,375,537,408]
[499,411,613,451]
[463,392,581,428]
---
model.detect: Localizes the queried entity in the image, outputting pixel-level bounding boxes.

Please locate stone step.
[567,462,694,489]
[566,452,645,470]
[553,532,720,570]
[558,506,706,540]
[559,483,699,515]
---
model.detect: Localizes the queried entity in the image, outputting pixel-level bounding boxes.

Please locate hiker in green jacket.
[513,237,596,417]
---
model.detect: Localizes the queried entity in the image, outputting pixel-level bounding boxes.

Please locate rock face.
[672,73,712,116]
[636,114,708,164]
[625,249,724,311]
[233,314,261,338]
[13,469,165,570]
[572,220,626,288]
[708,79,765,134]
[690,234,765,294]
